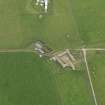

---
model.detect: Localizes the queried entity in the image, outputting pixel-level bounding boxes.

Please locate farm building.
[51,49,77,70]
[34,41,53,57]
[36,0,49,12]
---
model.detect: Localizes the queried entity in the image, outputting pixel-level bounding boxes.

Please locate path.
[73,48,105,51]
[0,49,35,53]
[82,48,98,105]
[0,48,105,53]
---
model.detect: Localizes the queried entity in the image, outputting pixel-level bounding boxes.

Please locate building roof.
[51,49,76,70]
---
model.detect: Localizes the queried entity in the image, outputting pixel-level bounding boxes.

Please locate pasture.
[71,0,105,47]
[0,52,94,105]
[87,51,105,105]
[0,0,82,49]
[0,53,61,105]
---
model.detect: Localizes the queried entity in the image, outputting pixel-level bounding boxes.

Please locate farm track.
[0,49,35,53]
[75,48,105,51]
[0,48,105,53]
[82,49,98,105]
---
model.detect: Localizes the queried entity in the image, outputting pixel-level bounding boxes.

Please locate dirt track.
[0,48,105,53]
[82,49,98,105]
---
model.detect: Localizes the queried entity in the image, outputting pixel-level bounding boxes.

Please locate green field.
[0,53,94,105]
[1,0,105,48]
[0,53,61,105]
[71,0,105,47]
[55,71,94,105]
[0,0,82,49]
[87,51,105,105]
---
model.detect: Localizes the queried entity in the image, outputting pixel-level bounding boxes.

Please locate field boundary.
[0,49,35,53]
[0,48,105,53]
[82,49,98,105]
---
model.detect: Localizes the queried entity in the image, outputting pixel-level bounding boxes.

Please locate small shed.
[34,40,53,57]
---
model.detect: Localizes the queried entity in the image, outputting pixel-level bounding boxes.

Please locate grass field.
[0,0,82,49]
[1,0,105,48]
[0,53,95,105]
[71,0,105,47]
[55,71,94,105]
[0,53,61,105]
[87,51,105,105]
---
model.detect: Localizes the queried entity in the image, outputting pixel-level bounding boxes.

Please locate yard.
[87,51,105,105]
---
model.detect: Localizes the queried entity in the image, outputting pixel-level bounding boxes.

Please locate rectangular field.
[55,71,94,105]
[0,53,61,105]
[0,0,105,49]
[0,0,82,49]
[0,52,95,105]
[87,51,105,105]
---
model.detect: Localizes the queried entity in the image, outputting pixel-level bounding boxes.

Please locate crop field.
[0,52,95,105]
[55,71,95,105]
[87,51,105,105]
[0,53,61,105]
